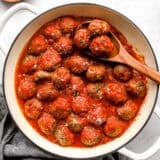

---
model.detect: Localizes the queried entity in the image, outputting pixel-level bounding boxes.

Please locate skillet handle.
[0,2,40,55]
[118,105,160,160]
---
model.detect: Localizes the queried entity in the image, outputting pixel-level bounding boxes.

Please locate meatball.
[89,35,114,57]
[24,98,43,119]
[33,71,51,82]
[72,95,91,114]
[21,55,38,74]
[50,97,71,119]
[17,77,36,100]
[104,83,128,105]
[28,34,47,55]
[70,76,85,93]
[87,105,107,126]
[113,64,132,82]
[88,19,110,35]
[126,80,146,98]
[43,23,62,40]
[117,100,138,121]
[81,126,102,146]
[54,36,73,55]
[54,124,74,146]
[86,83,104,99]
[74,28,90,48]
[86,64,106,82]
[59,16,77,34]
[65,55,89,74]
[67,114,86,133]
[51,67,71,89]
[38,112,56,135]
[39,48,61,71]
[37,83,58,101]
[104,116,125,138]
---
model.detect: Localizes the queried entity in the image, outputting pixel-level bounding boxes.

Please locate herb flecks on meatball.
[89,35,114,57]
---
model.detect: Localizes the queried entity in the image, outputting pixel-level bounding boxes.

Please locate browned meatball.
[43,23,62,40]
[59,16,77,34]
[86,64,106,82]
[70,76,85,93]
[54,36,73,55]
[39,48,61,71]
[104,116,126,138]
[81,126,102,146]
[24,98,43,119]
[113,64,132,82]
[33,71,51,82]
[87,105,107,126]
[38,112,56,135]
[28,34,47,55]
[17,77,36,100]
[21,55,38,74]
[104,83,128,105]
[86,83,104,99]
[65,55,89,74]
[88,19,110,35]
[74,28,90,48]
[117,100,138,121]
[67,114,86,133]
[50,97,71,119]
[37,83,58,101]
[126,80,146,98]
[89,35,114,57]
[54,124,74,146]
[72,95,91,114]
[51,67,71,89]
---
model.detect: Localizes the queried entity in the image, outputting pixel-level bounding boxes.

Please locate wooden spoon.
[88,32,160,83]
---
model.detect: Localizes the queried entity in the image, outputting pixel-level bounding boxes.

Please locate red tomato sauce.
[15,16,147,147]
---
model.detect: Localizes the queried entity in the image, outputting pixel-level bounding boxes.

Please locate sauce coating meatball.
[87,105,107,126]
[126,80,146,98]
[54,124,74,146]
[28,34,47,55]
[59,16,77,34]
[50,97,71,119]
[88,19,110,35]
[113,64,132,82]
[86,64,106,82]
[36,83,58,101]
[39,48,61,71]
[17,77,36,100]
[74,28,90,48]
[70,76,85,93]
[104,116,126,138]
[86,83,104,99]
[21,55,38,74]
[67,114,86,132]
[24,98,43,119]
[43,23,62,40]
[72,95,91,114]
[81,126,102,146]
[89,35,114,57]
[65,55,89,74]
[54,36,73,55]
[117,100,138,121]
[38,113,56,135]
[51,67,71,89]
[104,83,128,105]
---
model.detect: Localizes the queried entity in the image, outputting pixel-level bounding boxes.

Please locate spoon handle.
[118,47,160,83]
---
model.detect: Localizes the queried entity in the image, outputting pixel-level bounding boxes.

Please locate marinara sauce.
[15,16,147,147]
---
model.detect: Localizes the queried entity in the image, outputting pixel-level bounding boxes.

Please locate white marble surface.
[0,0,160,160]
